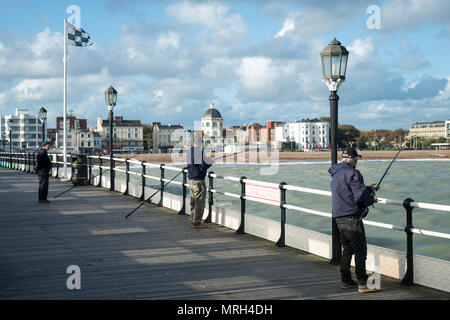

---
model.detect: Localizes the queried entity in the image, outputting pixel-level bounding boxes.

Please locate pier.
[1,168,448,300]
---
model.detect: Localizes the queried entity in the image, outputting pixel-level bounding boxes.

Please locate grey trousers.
[38,174,49,201]
[189,179,206,225]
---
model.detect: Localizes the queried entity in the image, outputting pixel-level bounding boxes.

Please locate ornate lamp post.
[105,86,118,191]
[321,38,349,265]
[37,107,47,145]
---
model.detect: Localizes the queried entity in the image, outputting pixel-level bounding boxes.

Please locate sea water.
[100,159,450,261]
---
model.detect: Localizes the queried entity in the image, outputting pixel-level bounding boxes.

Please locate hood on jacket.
[328,161,353,177]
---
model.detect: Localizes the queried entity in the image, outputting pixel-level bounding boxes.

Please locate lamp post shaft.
[329,90,341,265]
[329,90,339,165]
[109,109,114,191]
[42,121,45,145]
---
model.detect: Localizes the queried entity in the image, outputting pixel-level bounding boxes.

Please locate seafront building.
[152,122,185,153]
[409,120,447,139]
[53,128,100,154]
[0,108,46,152]
[56,115,87,131]
[275,118,329,151]
[96,116,144,154]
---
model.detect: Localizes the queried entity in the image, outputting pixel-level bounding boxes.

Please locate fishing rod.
[359,147,404,220]
[53,154,141,198]
[124,148,248,219]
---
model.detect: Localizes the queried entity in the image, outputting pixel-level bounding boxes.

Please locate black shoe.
[39,200,50,203]
[340,280,358,289]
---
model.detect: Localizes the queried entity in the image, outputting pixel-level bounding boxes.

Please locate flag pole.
[62,19,68,181]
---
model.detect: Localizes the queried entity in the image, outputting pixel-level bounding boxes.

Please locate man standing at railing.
[328,147,379,293]
[33,141,52,203]
[186,133,214,229]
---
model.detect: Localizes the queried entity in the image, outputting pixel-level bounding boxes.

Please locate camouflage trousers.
[189,180,206,225]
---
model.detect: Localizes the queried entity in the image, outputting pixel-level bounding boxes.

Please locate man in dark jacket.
[328,147,379,293]
[33,141,52,203]
[186,134,214,229]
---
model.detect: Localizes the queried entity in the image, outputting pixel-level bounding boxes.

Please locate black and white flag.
[67,22,93,47]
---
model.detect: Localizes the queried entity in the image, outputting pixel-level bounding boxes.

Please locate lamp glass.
[105,86,118,109]
[321,55,330,77]
[331,56,341,77]
[340,55,348,77]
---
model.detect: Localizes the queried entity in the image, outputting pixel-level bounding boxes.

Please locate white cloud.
[382,0,450,30]
[167,1,246,54]
[275,14,297,38]
[156,31,180,50]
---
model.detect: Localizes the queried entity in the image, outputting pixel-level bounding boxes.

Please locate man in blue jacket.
[186,134,214,229]
[33,141,53,203]
[328,147,379,293]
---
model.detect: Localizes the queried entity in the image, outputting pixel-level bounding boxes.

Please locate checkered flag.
[67,22,93,47]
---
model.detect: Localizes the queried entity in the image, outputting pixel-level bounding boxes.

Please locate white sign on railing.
[246,183,280,205]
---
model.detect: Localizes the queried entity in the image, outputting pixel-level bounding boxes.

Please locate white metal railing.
[2,151,449,286]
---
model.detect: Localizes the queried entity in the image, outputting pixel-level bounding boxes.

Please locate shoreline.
[118,150,450,164]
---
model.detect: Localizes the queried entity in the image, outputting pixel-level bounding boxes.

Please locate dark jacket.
[35,148,52,176]
[186,146,212,180]
[328,162,375,219]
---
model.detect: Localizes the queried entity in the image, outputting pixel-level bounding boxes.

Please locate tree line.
[320,117,446,150]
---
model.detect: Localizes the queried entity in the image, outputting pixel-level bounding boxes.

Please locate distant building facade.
[152,122,185,153]
[54,128,96,154]
[96,116,144,153]
[446,120,450,140]
[56,116,87,130]
[0,108,46,151]
[409,120,447,139]
[275,118,329,151]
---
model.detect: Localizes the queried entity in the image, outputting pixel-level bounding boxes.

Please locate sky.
[0,0,449,130]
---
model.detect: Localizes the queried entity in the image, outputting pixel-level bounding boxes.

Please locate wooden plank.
[0,169,449,300]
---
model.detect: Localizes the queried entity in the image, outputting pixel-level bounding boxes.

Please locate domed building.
[201,101,223,145]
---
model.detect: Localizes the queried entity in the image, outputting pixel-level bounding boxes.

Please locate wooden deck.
[0,168,448,300]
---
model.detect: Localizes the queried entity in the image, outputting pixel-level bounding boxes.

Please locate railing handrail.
[2,151,450,287]
[2,152,449,240]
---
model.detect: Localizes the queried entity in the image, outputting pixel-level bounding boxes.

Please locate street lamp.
[105,86,118,191]
[37,107,47,145]
[320,38,349,163]
[321,38,349,265]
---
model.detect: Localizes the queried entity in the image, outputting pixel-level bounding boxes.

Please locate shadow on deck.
[0,169,448,300]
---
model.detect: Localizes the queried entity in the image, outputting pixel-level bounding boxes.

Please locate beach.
[118,149,450,164]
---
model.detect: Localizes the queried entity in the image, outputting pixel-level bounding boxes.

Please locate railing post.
[88,156,93,185]
[158,164,164,207]
[204,171,214,222]
[123,158,130,195]
[139,161,146,201]
[110,157,115,191]
[27,153,31,173]
[97,157,103,187]
[178,168,187,216]
[401,198,415,286]
[276,182,287,247]
[236,176,246,234]
[55,154,59,178]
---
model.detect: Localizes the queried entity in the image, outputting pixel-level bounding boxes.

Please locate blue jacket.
[328,162,375,219]
[186,146,212,180]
